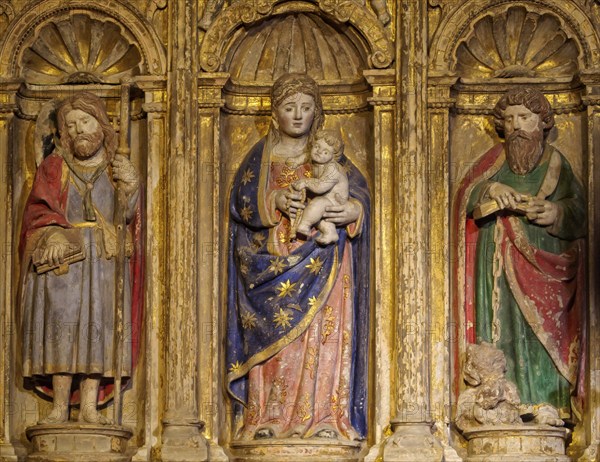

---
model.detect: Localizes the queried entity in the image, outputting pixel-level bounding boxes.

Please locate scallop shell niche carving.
[455,6,580,79]
[20,13,143,84]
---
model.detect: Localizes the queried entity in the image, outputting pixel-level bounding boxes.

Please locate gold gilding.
[1,0,598,459]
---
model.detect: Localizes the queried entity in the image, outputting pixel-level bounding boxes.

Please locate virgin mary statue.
[227,73,370,441]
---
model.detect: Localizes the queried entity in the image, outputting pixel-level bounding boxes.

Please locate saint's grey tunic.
[22,169,132,379]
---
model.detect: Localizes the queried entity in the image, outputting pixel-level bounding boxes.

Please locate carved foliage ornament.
[455,6,580,79]
[20,13,143,84]
[200,0,394,73]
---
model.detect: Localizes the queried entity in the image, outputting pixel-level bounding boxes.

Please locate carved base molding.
[382,423,444,462]
[159,423,208,462]
[25,423,133,462]
[0,442,22,462]
[462,424,570,462]
[229,438,363,462]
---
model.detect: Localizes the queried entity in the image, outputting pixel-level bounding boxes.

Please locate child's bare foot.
[316,231,338,245]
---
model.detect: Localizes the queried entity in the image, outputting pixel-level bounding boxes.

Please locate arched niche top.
[21,13,143,85]
[227,13,368,85]
[429,0,600,78]
[0,0,167,82]
[199,0,394,74]
[456,6,580,79]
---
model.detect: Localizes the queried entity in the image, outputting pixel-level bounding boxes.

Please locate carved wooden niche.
[7,8,150,441]
[455,6,580,80]
[18,12,143,85]
[450,5,587,379]
[210,6,385,458]
[447,3,589,459]
[219,11,375,183]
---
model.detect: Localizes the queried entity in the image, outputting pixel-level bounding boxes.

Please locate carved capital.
[580,68,600,105]
[197,73,229,109]
[0,79,22,117]
[135,75,168,113]
[428,73,458,108]
[365,69,396,106]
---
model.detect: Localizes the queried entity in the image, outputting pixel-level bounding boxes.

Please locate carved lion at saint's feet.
[455,342,522,431]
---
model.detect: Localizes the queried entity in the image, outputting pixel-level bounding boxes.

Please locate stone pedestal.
[229,438,363,462]
[462,424,570,462]
[25,424,133,462]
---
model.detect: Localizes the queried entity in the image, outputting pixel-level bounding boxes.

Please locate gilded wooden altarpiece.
[0,0,598,461]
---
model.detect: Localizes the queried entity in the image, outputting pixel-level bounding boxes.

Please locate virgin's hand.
[488,182,522,210]
[524,199,558,226]
[323,199,361,226]
[275,189,305,219]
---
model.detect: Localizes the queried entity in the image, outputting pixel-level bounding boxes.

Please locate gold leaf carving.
[0,1,14,39]
[20,13,142,84]
[199,0,393,73]
[227,14,367,85]
[455,6,579,79]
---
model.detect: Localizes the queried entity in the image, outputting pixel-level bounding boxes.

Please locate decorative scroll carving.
[199,0,394,73]
[455,6,580,79]
[20,13,142,84]
[0,1,15,39]
[145,0,168,45]
[146,0,167,19]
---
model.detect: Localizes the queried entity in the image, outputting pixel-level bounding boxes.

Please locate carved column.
[196,72,229,462]
[380,0,443,459]
[427,74,462,462]
[580,69,600,462]
[132,76,167,462]
[362,69,396,461]
[0,80,20,462]
[159,0,208,460]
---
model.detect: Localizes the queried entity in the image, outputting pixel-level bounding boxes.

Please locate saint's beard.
[68,129,104,160]
[505,127,544,175]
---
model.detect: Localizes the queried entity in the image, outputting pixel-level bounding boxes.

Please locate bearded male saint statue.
[19,92,143,425]
[457,88,586,425]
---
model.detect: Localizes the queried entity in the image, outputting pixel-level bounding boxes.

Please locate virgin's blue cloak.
[226,138,371,437]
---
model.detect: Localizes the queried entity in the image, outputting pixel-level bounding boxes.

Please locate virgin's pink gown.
[238,159,360,440]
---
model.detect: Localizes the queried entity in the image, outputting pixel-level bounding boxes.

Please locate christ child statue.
[291,129,349,244]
